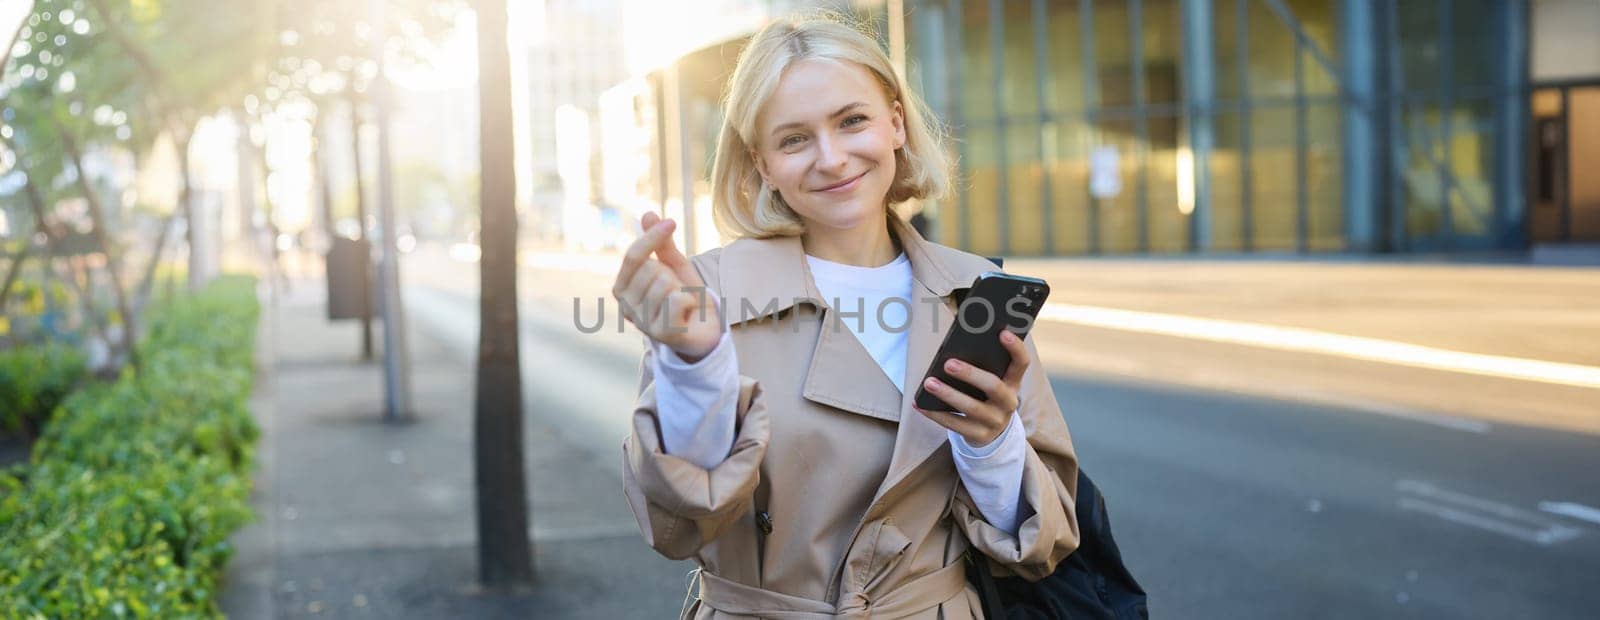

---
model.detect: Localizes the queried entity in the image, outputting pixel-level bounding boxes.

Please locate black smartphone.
[914,272,1050,412]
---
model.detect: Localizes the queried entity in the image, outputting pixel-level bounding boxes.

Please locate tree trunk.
[474,0,534,588]
[256,136,290,291]
[21,176,61,259]
[57,123,139,370]
[349,95,375,361]
[176,131,203,293]
[68,258,113,349]
[313,107,336,240]
[126,139,179,316]
[132,209,179,315]
[0,237,32,314]
[23,180,112,349]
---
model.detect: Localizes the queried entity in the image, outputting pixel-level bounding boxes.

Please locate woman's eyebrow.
[769,102,868,137]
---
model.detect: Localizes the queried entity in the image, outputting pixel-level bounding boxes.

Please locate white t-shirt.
[804,251,914,389]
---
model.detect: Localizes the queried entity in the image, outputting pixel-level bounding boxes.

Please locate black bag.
[965,469,1149,619]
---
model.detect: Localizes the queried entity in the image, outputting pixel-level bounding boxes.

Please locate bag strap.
[965,550,1006,619]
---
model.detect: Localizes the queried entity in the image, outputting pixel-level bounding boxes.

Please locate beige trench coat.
[623,215,1080,619]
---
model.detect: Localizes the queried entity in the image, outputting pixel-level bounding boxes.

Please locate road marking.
[1395,479,1583,546]
[1397,498,1580,546]
[1539,501,1600,526]
[1037,303,1600,390]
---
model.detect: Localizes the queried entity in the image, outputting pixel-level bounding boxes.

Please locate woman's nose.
[815,133,848,172]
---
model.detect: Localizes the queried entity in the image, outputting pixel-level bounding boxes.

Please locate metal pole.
[1384,0,1408,251]
[1559,87,1571,241]
[370,0,413,422]
[1437,0,1456,246]
[1182,0,1216,253]
[1294,34,1310,253]
[1339,0,1380,252]
[989,0,1009,255]
[1080,0,1101,254]
[912,1,950,243]
[1494,0,1530,249]
[663,64,696,255]
[1032,0,1053,254]
[887,0,907,85]
[1238,0,1255,252]
[950,0,971,250]
[1130,0,1151,253]
[349,97,375,361]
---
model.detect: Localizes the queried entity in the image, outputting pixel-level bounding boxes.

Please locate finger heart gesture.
[611,212,723,363]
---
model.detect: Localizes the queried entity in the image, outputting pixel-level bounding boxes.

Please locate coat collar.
[713,214,999,509]
[715,214,977,328]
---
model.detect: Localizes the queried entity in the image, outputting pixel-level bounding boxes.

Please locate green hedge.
[0,343,88,437]
[0,276,260,618]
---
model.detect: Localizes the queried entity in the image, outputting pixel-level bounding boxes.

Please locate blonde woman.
[614,13,1080,619]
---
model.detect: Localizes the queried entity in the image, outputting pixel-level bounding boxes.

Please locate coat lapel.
[871,215,984,507]
[716,233,903,423]
[801,309,905,423]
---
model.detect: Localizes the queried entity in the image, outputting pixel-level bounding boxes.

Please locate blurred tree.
[0,2,31,104]
[0,226,35,314]
[0,0,274,371]
[474,0,534,588]
[262,0,464,235]
[7,152,115,354]
[85,0,273,296]
[264,0,462,362]
[2,0,148,366]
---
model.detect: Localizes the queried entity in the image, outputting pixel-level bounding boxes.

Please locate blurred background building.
[582,0,1600,258]
[524,0,628,245]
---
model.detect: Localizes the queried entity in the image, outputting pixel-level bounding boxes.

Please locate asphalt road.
[400,246,1600,619]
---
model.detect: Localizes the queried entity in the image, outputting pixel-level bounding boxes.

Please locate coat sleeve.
[620,252,770,561]
[951,335,1081,581]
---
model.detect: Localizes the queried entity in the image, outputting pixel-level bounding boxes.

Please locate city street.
[10,0,1599,616]
[402,244,1600,618]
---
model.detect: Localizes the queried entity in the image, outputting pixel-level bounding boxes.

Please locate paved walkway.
[219,277,691,619]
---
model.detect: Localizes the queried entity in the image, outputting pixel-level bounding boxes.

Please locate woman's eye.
[842,114,868,127]
[780,135,806,149]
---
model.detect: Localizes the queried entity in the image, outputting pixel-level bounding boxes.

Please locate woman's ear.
[891,100,907,149]
[751,150,773,188]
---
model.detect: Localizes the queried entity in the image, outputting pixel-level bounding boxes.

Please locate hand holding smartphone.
[913,272,1049,413]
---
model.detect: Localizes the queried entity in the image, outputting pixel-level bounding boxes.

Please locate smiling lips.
[813,170,869,193]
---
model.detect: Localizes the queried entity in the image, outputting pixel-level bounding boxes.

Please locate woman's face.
[753,58,906,234]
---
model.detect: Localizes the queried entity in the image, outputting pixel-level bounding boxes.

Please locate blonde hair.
[711,12,951,239]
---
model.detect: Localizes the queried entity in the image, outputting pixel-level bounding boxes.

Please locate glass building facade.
[601,1,1599,256]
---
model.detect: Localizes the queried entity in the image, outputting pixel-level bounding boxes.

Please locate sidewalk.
[219,278,691,619]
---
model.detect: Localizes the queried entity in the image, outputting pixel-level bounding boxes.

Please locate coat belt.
[689,561,968,619]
